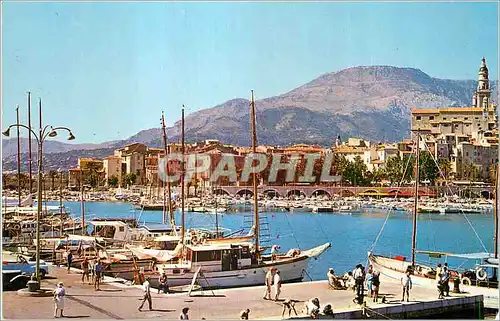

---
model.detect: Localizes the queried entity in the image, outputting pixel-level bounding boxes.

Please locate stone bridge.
[213,185,495,199]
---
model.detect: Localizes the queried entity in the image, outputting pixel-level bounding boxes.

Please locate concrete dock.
[2,265,486,319]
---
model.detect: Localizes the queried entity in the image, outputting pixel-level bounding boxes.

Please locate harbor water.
[57,201,494,281]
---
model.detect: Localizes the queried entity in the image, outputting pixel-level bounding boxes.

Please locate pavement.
[2,265,477,320]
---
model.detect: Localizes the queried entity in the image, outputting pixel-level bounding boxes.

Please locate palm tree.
[49,170,57,191]
[438,159,453,180]
[2,173,8,189]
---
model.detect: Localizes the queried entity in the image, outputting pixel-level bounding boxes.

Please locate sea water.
[58,201,494,281]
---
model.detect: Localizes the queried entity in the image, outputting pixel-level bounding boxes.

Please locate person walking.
[179,307,189,320]
[442,264,450,297]
[401,271,412,302]
[53,282,66,318]
[274,270,282,301]
[66,250,73,273]
[158,272,169,294]
[262,267,274,300]
[372,271,380,303]
[353,264,364,302]
[365,266,374,297]
[94,260,103,291]
[436,264,444,299]
[81,258,90,284]
[138,276,152,311]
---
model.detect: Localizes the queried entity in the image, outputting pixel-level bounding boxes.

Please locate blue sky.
[2,1,498,143]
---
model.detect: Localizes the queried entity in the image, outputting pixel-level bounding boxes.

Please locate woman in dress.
[53,282,66,318]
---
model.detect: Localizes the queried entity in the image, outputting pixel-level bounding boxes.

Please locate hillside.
[2,65,498,170]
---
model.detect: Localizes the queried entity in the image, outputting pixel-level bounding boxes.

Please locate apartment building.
[411,58,498,181]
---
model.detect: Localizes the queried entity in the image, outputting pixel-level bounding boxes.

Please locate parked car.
[2,270,31,291]
[2,255,49,278]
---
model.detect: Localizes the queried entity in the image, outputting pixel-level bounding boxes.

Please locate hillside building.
[411,57,498,181]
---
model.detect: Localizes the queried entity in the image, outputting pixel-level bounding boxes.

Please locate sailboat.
[146,94,331,289]
[368,131,498,309]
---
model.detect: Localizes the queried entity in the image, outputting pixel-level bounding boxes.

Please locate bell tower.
[473,57,491,109]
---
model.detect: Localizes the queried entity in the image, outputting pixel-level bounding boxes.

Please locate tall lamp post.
[3,98,74,289]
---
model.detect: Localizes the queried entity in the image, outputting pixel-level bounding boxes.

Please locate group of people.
[327,264,381,304]
[64,248,105,291]
[79,257,104,290]
[435,263,451,299]
[263,267,282,301]
[138,276,190,319]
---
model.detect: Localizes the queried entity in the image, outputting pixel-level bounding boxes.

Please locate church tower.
[472,57,491,109]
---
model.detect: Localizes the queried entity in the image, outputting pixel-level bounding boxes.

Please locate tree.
[123,173,137,186]
[370,168,386,186]
[85,163,102,188]
[419,151,439,185]
[108,175,119,187]
[489,163,498,184]
[438,159,453,181]
[49,170,57,191]
[463,163,480,181]
[343,156,368,186]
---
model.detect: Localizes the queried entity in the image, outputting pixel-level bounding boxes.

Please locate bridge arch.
[213,188,230,196]
[286,189,306,199]
[236,189,253,197]
[340,189,355,197]
[310,189,332,199]
[480,190,492,199]
[263,189,281,198]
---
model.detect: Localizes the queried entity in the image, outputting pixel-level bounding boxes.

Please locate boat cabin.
[185,242,255,272]
[137,223,181,240]
[89,221,146,241]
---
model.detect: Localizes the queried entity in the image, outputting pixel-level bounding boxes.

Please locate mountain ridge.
[2,64,498,170]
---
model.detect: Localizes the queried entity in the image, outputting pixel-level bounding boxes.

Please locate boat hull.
[368,253,499,309]
[152,255,311,289]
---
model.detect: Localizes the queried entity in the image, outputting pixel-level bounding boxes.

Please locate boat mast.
[16,106,21,207]
[215,182,219,236]
[181,105,186,245]
[494,163,498,259]
[411,130,421,266]
[161,112,175,230]
[59,171,64,236]
[80,169,85,235]
[27,92,33,195]
[250,90,260,259]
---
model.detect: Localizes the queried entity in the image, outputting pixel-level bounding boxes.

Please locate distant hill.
[2,65,497,171]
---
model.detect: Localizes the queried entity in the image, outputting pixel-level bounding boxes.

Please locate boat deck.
[2,265,491,319]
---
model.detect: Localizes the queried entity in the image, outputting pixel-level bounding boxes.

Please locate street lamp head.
[48,130,58,137]
[2,127,11,137]
[68,132,75,141]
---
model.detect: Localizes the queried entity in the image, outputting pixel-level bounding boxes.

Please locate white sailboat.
[368,131,498,309]
[149,94,331,288]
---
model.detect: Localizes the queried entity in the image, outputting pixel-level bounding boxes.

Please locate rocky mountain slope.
[2,65,497,171]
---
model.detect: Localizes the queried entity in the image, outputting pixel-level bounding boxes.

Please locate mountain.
[1,138,120,158]
[158,66,497,145]
[2,65,498,171]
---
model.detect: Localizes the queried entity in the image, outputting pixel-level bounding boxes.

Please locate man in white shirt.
[263,267,274,300]
[138,276,152,311]
[274,270,282,301]
[401,271,412,302]
[353,264,364,299]
[271,245,280,261]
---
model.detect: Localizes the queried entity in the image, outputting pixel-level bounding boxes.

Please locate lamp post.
[3,98,74,289]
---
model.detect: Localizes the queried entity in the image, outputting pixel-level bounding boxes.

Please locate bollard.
[452,278,461,293]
